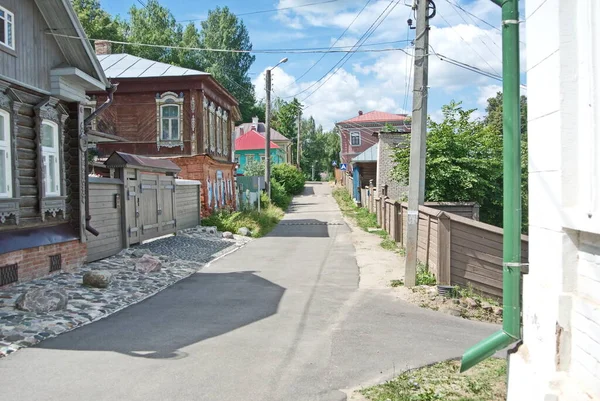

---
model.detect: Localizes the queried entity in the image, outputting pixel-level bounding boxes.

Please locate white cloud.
[477,84,502,107]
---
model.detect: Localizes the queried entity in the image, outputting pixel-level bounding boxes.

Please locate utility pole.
[297,109,302,168]
[265,69,272,198]
[404,0,432,287]
[264,58,288,199]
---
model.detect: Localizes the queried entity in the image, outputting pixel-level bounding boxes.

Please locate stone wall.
[376,132,409,200]
[0,240,86,286]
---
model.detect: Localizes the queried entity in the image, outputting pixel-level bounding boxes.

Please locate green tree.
[127,0,181,63]
[243,160,265,177]
[199,7,256,122]
[392,101,504,226]
[71,0,126,43]
[177,23,202,70]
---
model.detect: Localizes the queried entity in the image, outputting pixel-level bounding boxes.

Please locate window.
[246,154,255,163]
[260,155,266,162]
[161,105,180,140]
[0,6,14,50]
[0,109,11,198]
[350,131,361,146]
[41,121,60,197]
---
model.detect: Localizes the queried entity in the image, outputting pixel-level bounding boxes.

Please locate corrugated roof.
[235,122,290,142]
[235,130,280,151]
[338,111,409,124]
[97,54,209,78]
[352,144,378,162]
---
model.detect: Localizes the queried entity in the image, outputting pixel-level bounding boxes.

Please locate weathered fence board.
[88,177,124,262]
[175,179,201,230]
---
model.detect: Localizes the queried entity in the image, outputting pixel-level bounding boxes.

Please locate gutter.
[460,0,523,372]
[82,84,118,236]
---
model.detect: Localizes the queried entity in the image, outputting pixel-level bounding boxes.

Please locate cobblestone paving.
[0,227,251,357]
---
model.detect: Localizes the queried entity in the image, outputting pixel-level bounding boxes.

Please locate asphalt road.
[0,183,497,401]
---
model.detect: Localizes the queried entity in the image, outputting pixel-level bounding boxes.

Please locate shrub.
[271,163,305,195]
[244,160,265,177]
[201,204,284,237]
[269,178,292,210]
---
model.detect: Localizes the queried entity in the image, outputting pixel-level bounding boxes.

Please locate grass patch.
[201,204,284,238]
[360,358,507,401]
[332,187,404,253]
[416,262,437,286]
[390,279,404,287]
[454,284,500,307]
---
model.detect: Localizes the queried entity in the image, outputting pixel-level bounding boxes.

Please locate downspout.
[460,0,522,372]
[82,84,118,236]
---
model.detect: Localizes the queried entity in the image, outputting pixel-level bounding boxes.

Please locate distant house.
[335,110,410,170]
[234,130,284,175]
[90,41,240,214]
[235,117,292,163]
[0,0,112,285]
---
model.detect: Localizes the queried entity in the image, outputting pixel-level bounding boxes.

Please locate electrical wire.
[442,0,499,32]
[177,0,343,23]
[45,32,410,54]
[292,0,402,102]
[436,10,501,76]
[282,0,375,89]
[445,0,501,53]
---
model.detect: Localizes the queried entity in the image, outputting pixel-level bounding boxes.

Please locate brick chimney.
[358,110,363,116]
[95,40,112,55]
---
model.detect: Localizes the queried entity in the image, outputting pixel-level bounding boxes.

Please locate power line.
[283,0,375,89]
[177,0,342,23]
[294,0,402,102]
[445,0,501,53]
[524,0,547,20]
[45,32,410,54]
[442,0,499,32]
[436,10,501,76]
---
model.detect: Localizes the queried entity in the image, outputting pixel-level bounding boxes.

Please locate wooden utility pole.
[297,110,301,167]
[404,0,431,287]
[264,69,272,198]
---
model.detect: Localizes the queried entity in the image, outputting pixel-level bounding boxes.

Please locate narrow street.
[0,183,497,401]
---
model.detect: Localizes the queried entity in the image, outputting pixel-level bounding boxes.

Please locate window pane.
[7,22,11,47]
[0,114,4,141]
[83,107,92,119]
[171,119,179,139]
[162,119,169,140]
[0,22,4,44]
[0,10,4,17]
[42,124,55,148]
[162,106,178,118]
[0,149,6,194]
[49,154,57,194]
[7,13,11,22]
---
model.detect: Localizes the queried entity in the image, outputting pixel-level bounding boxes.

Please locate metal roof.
[234,122,290,142]
[338,110,409,124]
[352,144,378,163]
[97,54,210,79]
[104,151,181,173]
[235,130,280,151]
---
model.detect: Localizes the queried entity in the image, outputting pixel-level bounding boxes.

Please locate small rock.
[82,271,112,288]
[237,227,251,236]
[426,286,438,296]
[131,249,149,258]
[222,231,234,239]
[135,255,162,273]
[441,305,463,317]
[481,302,493,311]
[493,306,503,316]
[464,297,479,309]
[15,288,68,312]
[4,334,24,342]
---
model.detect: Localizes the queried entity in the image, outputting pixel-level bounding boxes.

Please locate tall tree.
[127,0,181,64]
[199,7,256,122]
[177,23,202,70]
[71,0,126,43]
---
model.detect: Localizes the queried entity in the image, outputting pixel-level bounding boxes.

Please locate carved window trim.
[203,97,209,152]
[222,110,229,159]
[216,106,222,155]
[190,95,196,154]
[209,102,216,154]
[0,89,19,225]
[82,96,97,131]
[35,97,67,222]
[156,91,184,150]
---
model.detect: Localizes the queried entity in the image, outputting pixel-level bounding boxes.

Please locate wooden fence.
[87,178,202,262]
[352,184,528,300]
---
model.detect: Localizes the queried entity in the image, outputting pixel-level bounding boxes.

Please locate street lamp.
[265,57,288,199]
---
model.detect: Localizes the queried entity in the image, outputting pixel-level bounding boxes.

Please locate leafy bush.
[269,178,292,210]
[271,163,305,195]
[244,160,265,177]
[201,204,284,238]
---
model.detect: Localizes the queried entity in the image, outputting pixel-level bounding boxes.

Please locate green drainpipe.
[460,0,522,372]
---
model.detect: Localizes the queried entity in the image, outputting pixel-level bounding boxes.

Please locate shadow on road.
[37,271,285,359]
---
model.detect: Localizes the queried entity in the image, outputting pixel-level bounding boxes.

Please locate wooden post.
[436,213,451,285]
[399,203,404,245]
[393,201,401,242]
[425,214,431,265]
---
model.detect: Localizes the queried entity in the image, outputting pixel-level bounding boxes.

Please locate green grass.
[416,262,437,286]
[333,187,404,253]
[454,284,500,307]
[360,358,507,401]
[201,204,284,238]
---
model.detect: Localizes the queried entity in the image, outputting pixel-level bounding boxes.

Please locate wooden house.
[91,42,241,214]
[0,0,112,285]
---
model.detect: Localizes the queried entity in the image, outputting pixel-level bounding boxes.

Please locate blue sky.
[99,0,527,129]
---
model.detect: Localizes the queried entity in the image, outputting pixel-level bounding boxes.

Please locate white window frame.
[0,6,14,50]
[41,121,61,197]
[160,104,180,141]
[0,109,12,198]
[155,92,184,150]
[246,154,255,163]
[350,131,361,147]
